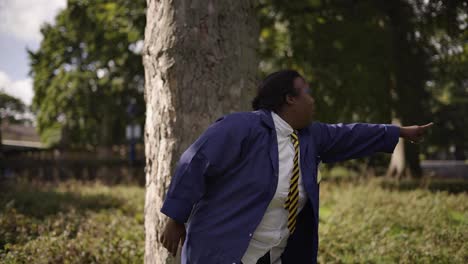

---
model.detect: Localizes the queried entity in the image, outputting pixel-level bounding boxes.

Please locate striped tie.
[284,130,300,234]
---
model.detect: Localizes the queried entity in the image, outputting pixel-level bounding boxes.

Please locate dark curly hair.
[251,70,301,112]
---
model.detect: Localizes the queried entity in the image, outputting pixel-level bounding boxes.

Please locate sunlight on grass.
[318,180,468,263]
[0,179,145,263]
[1,178,466,263]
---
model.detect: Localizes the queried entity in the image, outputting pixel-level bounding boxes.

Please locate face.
[287,76,316,127]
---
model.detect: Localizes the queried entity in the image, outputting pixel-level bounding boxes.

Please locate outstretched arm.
[311,121,433,163]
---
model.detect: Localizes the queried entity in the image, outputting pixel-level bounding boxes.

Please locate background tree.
[29,0,146,148]
[420,0,468,161]
[258,0,468,178]
[27,0,465,172]
[0,91,31,125]
[143,0,258,263]
[0,91,33,156]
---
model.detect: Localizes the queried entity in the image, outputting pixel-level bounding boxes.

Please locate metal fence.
[0,144,145,186]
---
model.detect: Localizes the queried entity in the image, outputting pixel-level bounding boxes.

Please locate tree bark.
[386,119,406,179]
[143,0,258,263]
[381,0,431,178]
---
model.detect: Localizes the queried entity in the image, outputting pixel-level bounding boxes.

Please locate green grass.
[318,180,468,263]
[0,179,144,263]
[1,178,466,263]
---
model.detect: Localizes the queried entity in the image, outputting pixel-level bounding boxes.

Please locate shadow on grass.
[0,180,124,219]
[379,178,468,194]
[322,176,468,194]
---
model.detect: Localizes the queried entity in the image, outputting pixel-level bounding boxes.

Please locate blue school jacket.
[161,109,400,264]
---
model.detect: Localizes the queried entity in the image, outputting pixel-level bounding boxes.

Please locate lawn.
[318,180,467,263]
[0,179,144,263]
[0,178,466,263]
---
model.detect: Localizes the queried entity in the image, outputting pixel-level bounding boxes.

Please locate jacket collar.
[256,109,275,129]
[255,109,309,137]
[271,111,294,137]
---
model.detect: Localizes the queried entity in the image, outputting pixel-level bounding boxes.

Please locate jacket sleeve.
[160,114,251,223]
[310,122,400,163]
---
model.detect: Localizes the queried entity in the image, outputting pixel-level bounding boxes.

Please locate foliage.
[0,91,31,125]
[29,0,467,162]
[0,179,144,263]
[319,179,467,263]
[258,0,395,123]
[257,0,468,174]
[1,178,466,263]
[29,0,146,148]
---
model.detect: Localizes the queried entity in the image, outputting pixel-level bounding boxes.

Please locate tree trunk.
[386,119,406,179]
[143,0,258,263]
[0,119,3,180]
[382,0,431,178]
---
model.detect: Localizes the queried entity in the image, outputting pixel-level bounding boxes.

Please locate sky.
[0,0,67,106]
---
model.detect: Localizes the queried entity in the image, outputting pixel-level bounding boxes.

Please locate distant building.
[1,122,45,154]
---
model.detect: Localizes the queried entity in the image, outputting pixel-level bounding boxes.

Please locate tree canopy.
[30,0,467,163]
[0,91,31,125]
[29,0,146,147]
[258,0,468,172]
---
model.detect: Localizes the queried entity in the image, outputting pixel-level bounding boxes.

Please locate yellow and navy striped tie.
[284,130,300,234]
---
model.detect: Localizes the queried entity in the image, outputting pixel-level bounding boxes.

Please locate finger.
[166,240,173,256]
[181,234,186,246]
[171,242,178,257]
[419,122,434,129]
[165,239,171,253]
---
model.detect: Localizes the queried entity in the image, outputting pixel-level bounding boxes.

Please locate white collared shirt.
[241,111,307,264]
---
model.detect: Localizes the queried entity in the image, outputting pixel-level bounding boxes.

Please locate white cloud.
[0,0,67,42]
[0,71,33,105]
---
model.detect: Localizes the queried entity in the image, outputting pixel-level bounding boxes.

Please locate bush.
[0,179,144,263]
[1,178,466,263]
[319,180,468,263]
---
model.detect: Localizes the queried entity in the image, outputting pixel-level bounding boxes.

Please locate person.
[159,70,433,264]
